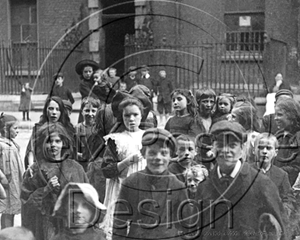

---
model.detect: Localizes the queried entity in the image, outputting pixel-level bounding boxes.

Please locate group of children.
[3,60,299,240]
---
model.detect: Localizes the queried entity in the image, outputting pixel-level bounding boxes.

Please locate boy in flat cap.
[195,120,286,240]
[112,128,192,240]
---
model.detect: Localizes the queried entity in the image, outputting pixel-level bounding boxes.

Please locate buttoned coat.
[196,162,286,240]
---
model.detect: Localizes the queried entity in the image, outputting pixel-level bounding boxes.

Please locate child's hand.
[47,176,60,193]
[130,152,144,164]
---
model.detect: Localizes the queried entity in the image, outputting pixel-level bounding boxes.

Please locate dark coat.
[138,76,158,94]
[165,115,205,139]
[19,88,33,111]
[51,85,75,104]
[250,163,295,208]
[196,162,286,240]
[157,76,174,103]
[112,168,192,240]
[269,81,291,93]
[168,161,186,182]
[124,76,139,91]
[21,159,89,240]
[262,113,277,134]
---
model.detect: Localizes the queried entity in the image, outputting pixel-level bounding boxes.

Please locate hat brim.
[75,60,99,75]
[215,131,245,143]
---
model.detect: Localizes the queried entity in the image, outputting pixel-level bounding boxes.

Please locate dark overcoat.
[112,168,192,240]
[196,162,286,240]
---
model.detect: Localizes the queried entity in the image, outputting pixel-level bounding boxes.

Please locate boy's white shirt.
[217,160,242,178]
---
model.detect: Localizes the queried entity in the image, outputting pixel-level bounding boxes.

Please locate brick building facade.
[0,0,299,94]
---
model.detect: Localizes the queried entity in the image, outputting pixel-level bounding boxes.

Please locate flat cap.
[275,89,293,100]
[142,128,177,155]
[62,100,72,111]
[210,120,247,143]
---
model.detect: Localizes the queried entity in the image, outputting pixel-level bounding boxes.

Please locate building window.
[11,0,37,43]
[10,0,38,71]
[224,0,265,52]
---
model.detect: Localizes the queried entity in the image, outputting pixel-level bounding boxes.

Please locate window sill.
[221,51,263,62]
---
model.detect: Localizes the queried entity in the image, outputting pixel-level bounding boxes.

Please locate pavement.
[0,93,81,129]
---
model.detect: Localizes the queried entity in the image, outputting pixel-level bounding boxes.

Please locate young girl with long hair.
[24,96,75,168]
[165,89,204,138]
[212,93,235,125]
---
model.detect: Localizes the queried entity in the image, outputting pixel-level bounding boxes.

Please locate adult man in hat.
[123,66,139,91]
[195,120,286,240]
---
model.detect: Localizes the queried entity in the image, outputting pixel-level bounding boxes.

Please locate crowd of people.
[0,61,300,240]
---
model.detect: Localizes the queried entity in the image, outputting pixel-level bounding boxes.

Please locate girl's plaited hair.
[170,89,197,117]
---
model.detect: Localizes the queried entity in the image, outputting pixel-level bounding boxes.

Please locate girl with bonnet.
[21,122,88,240]
[0,113,24,228]
[51,183,106,240]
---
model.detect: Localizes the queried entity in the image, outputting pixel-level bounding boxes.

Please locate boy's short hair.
[176,134,195,144]
[254,132,278,149]
[81,97,101,110]
[195,87,216,103]
[0,226,35,240]
[53,72,64,80]
[141,128,177,157]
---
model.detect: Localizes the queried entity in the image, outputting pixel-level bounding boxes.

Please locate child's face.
[129,71,137,77]
[119,83,127,91]
[159,70,166,78]
[122,105,142,132]
[93,70,103,83]
[55,77,64,86]
[218,97,231,114]
[25,83,30,88]
[176,140,196,168]
[69,193,95,233]
[46,133,63,160]
[47,100,61,123]
[186,172,202,193]
[172,93,188,113]
[214,135,242,174]
[274,106,291,130]
[198,97,215,116]
[145,142,171,175]
[82,104,97,125]
[82,66,93,80]
[109,69,116,77]
[255,138,277,166]
[7,122,19,139]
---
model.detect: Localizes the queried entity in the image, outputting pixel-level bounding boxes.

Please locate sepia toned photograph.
[0,0,300,239]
